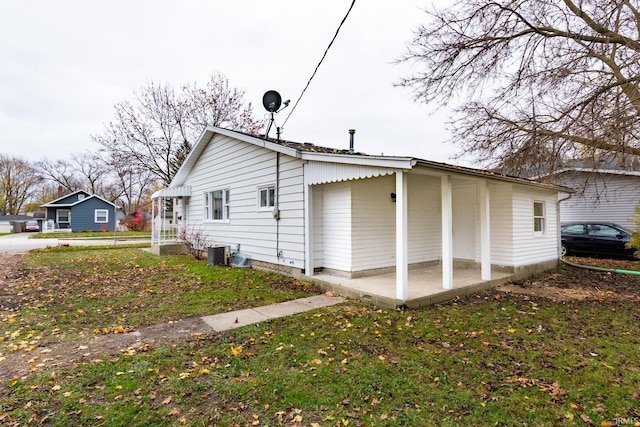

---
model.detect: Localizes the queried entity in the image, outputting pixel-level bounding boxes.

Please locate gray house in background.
[41,190,116,232]
[536,157,640,230]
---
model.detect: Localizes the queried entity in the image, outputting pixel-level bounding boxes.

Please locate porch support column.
[396,170,408,300]
[304,184,314,276]
[151,196,156,244]
[441,175,453,290]
[479,180,491,280]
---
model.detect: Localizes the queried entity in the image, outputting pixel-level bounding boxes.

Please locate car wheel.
[561,244,569,257]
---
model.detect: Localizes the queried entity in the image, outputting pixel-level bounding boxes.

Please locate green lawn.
[1,247,638,426]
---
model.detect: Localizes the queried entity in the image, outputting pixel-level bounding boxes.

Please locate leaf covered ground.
[1,249,639,426]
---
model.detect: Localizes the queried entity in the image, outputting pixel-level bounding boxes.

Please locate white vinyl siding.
[489,182,514,266]
[312,186,324,268]
[512,187,558,266]
[317,175,443,274]
[183,135,305,267]
[319,181,352,271]
[94,209,108,223]
[408,174,441,263]
[351,176,396,271]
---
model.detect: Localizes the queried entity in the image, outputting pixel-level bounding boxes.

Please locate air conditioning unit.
[207,245,230,266]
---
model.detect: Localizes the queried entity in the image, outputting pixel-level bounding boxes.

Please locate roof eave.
[301,152,416,169]
[411,159,574,193]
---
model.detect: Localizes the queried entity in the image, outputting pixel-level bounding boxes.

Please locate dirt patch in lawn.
[497,257,640,302]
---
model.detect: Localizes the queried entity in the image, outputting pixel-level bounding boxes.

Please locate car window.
[587,224,621,237]
[562,224,585,234]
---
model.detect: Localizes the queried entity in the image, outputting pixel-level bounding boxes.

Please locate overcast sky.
[0,1,464,165]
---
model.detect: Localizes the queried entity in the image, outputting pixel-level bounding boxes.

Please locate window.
[95,209,109,223]
[587,224,622,238]
[204,189,230,221]
[57,209,70,223]
[258,186,276,210]
[533,201,545,234]
[562,224,585,235]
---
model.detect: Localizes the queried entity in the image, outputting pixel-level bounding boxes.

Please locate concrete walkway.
[201,294,345,331]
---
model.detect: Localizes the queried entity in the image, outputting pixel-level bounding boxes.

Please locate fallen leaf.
[579,413,594,425]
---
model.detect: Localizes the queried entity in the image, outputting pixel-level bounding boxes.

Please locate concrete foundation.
[150,243,188,256]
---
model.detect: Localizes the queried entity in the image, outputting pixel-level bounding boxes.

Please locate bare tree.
[0,154,42,215]
[102,154,158,213]
[398,1,640,176]
[93,73,263,186]
[36,151,116,197]
[35,158,83,194]
[183,72,263,136]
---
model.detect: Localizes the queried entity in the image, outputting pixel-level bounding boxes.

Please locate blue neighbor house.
[41,190,116,232]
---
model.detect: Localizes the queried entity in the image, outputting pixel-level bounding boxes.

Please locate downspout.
[275,128,281,262]
[556,192,572,258]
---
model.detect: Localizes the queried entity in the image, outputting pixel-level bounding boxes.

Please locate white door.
[452,185,476,260]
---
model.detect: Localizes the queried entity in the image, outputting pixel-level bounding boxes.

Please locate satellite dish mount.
[262,90,290,140]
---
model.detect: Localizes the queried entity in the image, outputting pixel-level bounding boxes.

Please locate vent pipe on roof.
[348,129,355,154]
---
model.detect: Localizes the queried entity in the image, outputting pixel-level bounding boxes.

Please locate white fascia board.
[300,152,416,169]
[40,189,89,207]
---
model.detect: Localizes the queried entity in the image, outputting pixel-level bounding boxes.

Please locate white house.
[152,126,569,305]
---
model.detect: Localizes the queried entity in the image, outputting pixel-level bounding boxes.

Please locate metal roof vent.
[348,129,355,153]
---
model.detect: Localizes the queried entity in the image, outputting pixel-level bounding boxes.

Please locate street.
[0,233,148,252]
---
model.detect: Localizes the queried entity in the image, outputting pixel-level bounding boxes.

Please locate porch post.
[441,175,453,290]
[396,170,408,300]
[172,198,177,238]
[151,196,156,244]
[304,183,314,276]
[479,180,491,280]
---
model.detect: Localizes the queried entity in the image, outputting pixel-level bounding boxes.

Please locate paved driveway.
[0,233,145,252]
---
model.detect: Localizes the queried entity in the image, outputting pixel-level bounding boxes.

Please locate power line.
[282,0,357,128]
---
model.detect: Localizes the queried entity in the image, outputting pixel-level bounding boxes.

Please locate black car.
[561,222,636,259]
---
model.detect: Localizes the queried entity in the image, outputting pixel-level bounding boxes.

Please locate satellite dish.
[262,90,282,113]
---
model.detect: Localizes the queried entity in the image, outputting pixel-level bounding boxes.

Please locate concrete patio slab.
[309,266,515,308]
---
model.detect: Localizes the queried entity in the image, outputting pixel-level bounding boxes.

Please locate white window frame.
[95,209,109,223]
[204,189,230,222]
[257,185,276,210]
[533,200,546,235]
[57,209,71,224]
